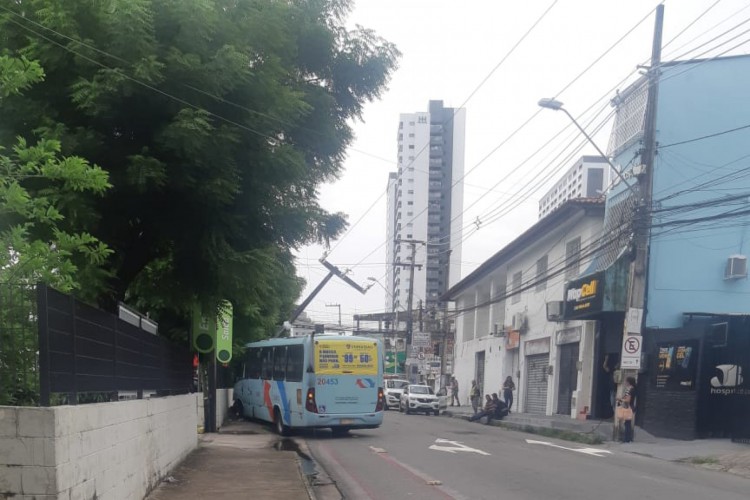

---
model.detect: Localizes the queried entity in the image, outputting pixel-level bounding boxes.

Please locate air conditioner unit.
[490,323,506,337]
[546,301,564,322]
[725,255,747,280]
[511,312,527,331]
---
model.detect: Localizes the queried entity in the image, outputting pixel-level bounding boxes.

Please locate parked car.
[399,384,447,415]
[383,379,409,410]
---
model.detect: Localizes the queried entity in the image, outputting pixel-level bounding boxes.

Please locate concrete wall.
[0,394,197,500]
[197,388,234,430]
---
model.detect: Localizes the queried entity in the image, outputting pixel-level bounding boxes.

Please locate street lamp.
[537,98,639,198]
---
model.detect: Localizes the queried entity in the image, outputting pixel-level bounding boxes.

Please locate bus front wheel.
[274,408,289,436]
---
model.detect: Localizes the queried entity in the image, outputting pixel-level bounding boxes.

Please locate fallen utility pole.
[276,258,367,336]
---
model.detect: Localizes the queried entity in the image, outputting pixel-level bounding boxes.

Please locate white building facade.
[445,199,604,417]
[538,156,611,219]
[386,100,466,314]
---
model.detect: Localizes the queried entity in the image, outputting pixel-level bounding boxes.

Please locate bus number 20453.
[317,377,339,386]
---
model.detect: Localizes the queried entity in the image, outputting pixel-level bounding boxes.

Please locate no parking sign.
[621,335,642,369]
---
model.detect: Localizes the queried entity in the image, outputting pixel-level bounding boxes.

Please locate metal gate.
[557,343,579,415]
[475,351,486,398]
[525,354,549,415]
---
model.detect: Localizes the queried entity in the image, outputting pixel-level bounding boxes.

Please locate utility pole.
[394,240,423,362]
[616,3,664,440]
[326,303,341,326]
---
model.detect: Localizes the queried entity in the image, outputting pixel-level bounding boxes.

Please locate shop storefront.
[563,260,629,419]
[641,314,750,440]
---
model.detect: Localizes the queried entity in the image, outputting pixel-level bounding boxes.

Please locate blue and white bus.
[232,334,385,435]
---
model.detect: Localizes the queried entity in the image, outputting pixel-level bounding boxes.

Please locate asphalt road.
[303,410,749,500]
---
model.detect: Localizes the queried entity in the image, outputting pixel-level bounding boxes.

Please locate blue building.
[584,54,750,440]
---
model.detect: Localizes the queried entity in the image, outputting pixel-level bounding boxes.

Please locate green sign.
[215,301,233,363]
[191,306,216,353]
[384,351,406,374]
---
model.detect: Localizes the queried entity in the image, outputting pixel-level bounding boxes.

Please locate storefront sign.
[564,271,604,319]
[506,330,520,350]
[556,326,581,345]
[525,337,550,356]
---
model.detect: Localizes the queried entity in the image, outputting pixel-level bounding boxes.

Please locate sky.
[293,0,750,328]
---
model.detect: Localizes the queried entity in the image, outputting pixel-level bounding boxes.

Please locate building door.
[475,351,486,397]
[525,354,549,415]
[557,343,579,415]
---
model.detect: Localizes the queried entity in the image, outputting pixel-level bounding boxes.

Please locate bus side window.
[286,345,303,382]
[261,347,273,380]
[246,348,261,379]
[273,346,287,381]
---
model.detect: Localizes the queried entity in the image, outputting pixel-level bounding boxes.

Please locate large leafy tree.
[0,54,112,404]
[0,0,399,342]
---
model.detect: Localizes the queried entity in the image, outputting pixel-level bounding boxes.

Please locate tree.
[0,54,112,404]
[0,0,400,343]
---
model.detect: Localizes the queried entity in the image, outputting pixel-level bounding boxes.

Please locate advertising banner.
[314,340,378,375]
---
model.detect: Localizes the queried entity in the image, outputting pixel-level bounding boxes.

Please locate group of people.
[468,393,509,424]
[448,375,516,424]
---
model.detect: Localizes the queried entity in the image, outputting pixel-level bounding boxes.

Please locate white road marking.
[369,446,387,453]
[525,439,612,457]
[429,438,491,456]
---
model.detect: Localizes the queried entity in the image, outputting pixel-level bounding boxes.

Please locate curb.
[441,410,606,445]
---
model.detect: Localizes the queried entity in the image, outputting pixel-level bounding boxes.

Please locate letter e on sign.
[621,335,642,369]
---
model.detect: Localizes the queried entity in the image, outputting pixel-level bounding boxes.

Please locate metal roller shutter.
[525,354,549,415]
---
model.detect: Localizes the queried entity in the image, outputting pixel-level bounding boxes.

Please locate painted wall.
[452,206,603,415]
[0,394,198,499]
[647,56,750,328]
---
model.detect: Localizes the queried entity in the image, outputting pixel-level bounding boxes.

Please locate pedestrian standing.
[469,380,481,414]
[450,376,460,406]
[617,376,637,443]
[502,375,515,413]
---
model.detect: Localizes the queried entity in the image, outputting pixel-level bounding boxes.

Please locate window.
[407,201,413,205]
[407,190,414,194]
[286,345,304,382]
[261,347,273,379]
[409,121,415,126]
[566,237,581,280]
[407,211,413,216]
[418,116,427,124]
[409,133,415,138]
[511,271,522,304]
[536,255,548,292]
[245,348,261,379]
[273,346,286,380]
[408,145,415,150]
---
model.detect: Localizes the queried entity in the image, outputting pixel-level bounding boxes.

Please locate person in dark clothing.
[469,395,496,423]
[618,376,637,442]
[491,393,508,421]
[502,376,515,413]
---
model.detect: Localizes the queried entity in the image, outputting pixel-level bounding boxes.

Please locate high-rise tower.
[386,100,465,315]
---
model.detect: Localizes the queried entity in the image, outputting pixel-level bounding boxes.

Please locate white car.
[399,384,448,415]
[383,379,409,410]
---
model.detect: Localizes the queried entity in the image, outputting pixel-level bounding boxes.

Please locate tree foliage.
[0,0,399,343]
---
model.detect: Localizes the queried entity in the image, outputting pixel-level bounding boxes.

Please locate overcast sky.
[293,0,749,328]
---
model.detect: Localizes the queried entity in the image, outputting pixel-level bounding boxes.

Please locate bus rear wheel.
[274,408,289,436]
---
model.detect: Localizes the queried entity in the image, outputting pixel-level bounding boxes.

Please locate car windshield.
[387,380,408,389]
[410,386,433,394]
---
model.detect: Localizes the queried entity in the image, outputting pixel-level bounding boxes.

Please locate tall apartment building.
[538,156,612,218]
[386,100,466,314]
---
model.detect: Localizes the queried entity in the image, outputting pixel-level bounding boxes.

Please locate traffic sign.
[621,334,642,369]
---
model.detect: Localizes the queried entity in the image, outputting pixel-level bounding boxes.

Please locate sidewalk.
[442,405,750,479]
[147,419,315,500]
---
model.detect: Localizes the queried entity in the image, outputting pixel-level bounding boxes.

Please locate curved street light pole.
[537,98,639,199]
